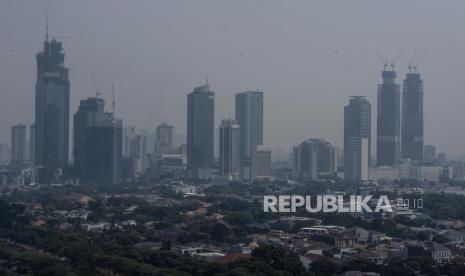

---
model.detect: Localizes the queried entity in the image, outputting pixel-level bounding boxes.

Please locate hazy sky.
[1,0,465,159]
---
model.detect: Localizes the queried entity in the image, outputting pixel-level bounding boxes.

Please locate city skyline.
[2,1,465,158]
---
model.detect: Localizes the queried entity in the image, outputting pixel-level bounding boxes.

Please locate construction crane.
[91,72,102,98]
[378,52,402,71]
[408,50,427,73]
[390,53,402,71]
[377,53,389,71]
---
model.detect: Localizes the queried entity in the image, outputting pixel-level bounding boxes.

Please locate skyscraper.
[73,97,105,181]
[187,84,215,178]
[294,138,337,179]
[29,124,35,162]
[235,90,264,180]
[424,144,436,163]
[377,68,400,166]
[155,123,174,156]
[401,70,424,161]
[344,96,371,181]
[11,124,27,163]
[251,145,272,181]
[219,119,240,180]
[34,34,70,173]
[73,97,122,183]
[293,140,318,180]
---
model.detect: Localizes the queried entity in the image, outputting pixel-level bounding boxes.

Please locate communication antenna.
[91,72,102,97]
[45,12,49,42]
[112,83,116,114]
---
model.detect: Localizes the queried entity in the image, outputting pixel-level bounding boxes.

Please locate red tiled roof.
[214,253,251,264]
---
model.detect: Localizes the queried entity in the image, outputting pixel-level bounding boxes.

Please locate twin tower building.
[344,66,424,180]
[187,85,267,181]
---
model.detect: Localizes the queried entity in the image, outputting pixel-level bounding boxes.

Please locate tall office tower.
[377,68,400,166]
[219,119,240,180]
[402,70,424,161]
[187,84,215,178]
[133,134,147,159]
[11,124,27,163]
[122,125,136,158]
[424,144,436,163]
[251,145,272,180]
[155,123,174,156]
[29,124,35,162]
[313,139,337,175]
[293,140,318,180]
[344,96,371,181]
[73,97,105,181]
[34,34,70,173]
[73,97,122,183]
[0,144,9,164]
[235,90,264,180]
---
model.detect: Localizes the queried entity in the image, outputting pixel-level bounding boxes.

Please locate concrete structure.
[34,36,70,176]
[187,84,215,179]
[73,97,122,183]
[293,139,335,180]
[423,144,436,163]
[155,123,174,156]
[377,69,401,166]
[344,96,371,181]
[11,124,27,163]
[235,90,264,180]
[29,124,35,162]
[219,119,240,180]
[369,166,400,181]
[251,145,272,180]
[402,71,424,161]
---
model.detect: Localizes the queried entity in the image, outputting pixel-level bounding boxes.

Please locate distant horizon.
[1,0,465,160]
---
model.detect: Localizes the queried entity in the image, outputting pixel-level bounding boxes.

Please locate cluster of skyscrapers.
[4,31,272,184]
[4,28,447,185]
[343,65,424,180]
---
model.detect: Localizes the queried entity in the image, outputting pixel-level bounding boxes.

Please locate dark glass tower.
[235,90,263,179]
[34,35,70,174]
[344,96,371,180]
[401,72,424,161]
[376,69,400,166]
[219,119,240,180]
[73,97,122,183]
[187,84,215,178]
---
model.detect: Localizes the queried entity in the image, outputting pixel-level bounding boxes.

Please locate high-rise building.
[293,139,335,180]
[11,124,27,163]
[235,90,264,180]
[251,145,272,180]
[187,84,215,178]
[344,96,371,181]
[34,35,70,173]
[29,124,35,162]
[402,71,424,161]
[424,144,436,163]
[73,97,105,181]
[155,123,174,156]
[293,140,318,180]
[377,68,400,166]
[219,119,240,180]
[73,97,122,183]
[122,125,136,158]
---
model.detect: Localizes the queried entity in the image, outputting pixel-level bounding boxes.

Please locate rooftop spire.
[45,12,49,42]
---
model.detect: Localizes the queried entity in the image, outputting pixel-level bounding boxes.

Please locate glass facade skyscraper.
[34,37,70,174]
